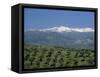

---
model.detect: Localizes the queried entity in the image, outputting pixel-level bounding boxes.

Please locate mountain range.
[26,26,94,33]
[24,26,94,49]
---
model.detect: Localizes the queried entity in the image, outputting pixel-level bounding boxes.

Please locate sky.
[24,8,95,30]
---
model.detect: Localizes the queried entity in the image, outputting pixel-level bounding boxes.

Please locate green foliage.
[24,45,95,69]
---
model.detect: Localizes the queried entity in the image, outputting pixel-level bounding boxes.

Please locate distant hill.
[24,26,94,49]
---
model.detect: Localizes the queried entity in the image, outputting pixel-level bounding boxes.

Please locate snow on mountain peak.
[28,26,94,32]
[42,26,72,32]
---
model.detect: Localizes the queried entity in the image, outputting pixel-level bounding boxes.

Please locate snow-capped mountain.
[28,26,94,32]
[25,26,94,49]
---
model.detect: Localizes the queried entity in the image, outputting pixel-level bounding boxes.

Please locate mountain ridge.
[24,30,94,49]
[26,26,94,33]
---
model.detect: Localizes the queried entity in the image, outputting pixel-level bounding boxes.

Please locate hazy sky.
[24,8,94,30]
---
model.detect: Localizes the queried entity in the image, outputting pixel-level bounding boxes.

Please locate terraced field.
[24,45,95,69]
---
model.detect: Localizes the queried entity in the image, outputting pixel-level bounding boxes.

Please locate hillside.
[24,31,94,49]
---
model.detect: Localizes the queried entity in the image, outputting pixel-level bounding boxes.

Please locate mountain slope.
[24,30,94,49]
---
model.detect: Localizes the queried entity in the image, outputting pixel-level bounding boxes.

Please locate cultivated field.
[24,45,95,69]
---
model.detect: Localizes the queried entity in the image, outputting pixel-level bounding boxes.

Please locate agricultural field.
[24,45,95,69]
